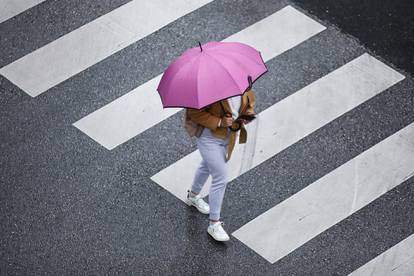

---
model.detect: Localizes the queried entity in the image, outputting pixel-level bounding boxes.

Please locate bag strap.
[219,101,228,116]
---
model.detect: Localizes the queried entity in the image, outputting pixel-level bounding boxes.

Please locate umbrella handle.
[247,75,252,90]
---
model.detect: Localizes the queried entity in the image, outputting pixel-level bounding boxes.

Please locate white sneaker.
[185,190,210,214]
[207,221,230,241]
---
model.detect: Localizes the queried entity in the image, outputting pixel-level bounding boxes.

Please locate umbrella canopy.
[157,41,267,109]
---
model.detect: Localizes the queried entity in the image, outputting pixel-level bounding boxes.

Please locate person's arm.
[187,108,222,131]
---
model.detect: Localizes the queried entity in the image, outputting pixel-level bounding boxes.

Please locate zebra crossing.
[1,1,413,274]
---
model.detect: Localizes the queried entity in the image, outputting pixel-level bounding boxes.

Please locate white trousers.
[191,127,231,220]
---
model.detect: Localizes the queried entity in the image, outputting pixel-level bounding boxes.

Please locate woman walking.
[156,41,266,241]
[184,89,256,241]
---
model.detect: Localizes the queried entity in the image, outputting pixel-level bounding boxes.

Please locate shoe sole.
[185,198,209,214]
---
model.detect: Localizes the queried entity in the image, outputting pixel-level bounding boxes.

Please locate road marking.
[348,234,414,276]
[0,0,213,97]
[150,53,405,204]
[232,122,414,264]
[0,0,46,23]
[73,6,326,150]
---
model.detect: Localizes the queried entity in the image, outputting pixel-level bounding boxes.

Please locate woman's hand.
[220,114,234,127]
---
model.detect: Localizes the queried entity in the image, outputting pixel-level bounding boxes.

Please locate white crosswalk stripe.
[0,0,212,97]
[0,0,46,23]
[232,122,414,263]
[348,234,414,276]
[150,53,404,203]
[73,6,326,150]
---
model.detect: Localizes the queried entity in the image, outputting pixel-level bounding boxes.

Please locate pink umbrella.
[157,41,267,109]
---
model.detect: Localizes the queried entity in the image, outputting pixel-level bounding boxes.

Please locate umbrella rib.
[195,57,203,108]
[203,52,244,96]
[164,56,199,106]
[209,51,253,75]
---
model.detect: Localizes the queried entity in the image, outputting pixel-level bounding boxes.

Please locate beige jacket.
[185,89,256,161]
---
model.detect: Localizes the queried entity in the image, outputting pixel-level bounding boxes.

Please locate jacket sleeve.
[245,90,256,115]
[187,107,221,131]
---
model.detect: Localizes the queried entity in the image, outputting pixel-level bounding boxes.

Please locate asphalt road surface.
[1,0,413,275]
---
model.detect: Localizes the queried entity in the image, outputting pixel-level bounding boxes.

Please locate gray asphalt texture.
[1,0,413,275]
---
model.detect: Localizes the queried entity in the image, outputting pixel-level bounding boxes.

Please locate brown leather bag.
[184,108,204,137]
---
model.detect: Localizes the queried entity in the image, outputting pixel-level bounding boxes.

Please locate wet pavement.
[1,0,413,275]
